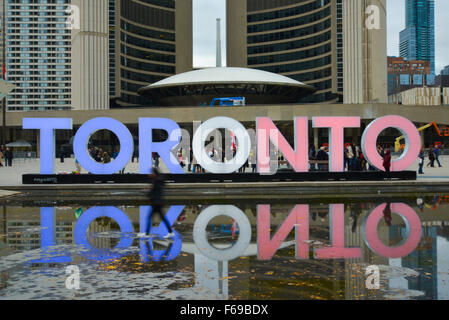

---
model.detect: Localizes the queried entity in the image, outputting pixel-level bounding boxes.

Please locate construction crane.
[395,121,449,152]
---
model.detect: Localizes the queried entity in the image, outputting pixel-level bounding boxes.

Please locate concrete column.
[71,0,109,110]
[313,128,319,149]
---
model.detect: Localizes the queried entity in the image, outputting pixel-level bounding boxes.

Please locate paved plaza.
[0,155,448,187]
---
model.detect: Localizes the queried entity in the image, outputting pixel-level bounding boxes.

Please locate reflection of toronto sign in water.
[33,203,422,264]
[23,115,421,174]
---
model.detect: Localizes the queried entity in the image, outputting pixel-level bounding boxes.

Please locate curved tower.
[227,0,339,103]
[115,0,192,107]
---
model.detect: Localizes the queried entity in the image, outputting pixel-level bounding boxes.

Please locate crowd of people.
[307,143,382,172]
[152,143,445,174]
[418,144,443,174]
[2,141,441,174]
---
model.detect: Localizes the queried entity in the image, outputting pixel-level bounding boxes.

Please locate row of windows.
[13,65,68,69]
[248,31,331,55]
[248,6,331,33]
[15,82,70,87]
[120,56,175,74]
[8,59,69,64]
[12,88,70,93]
[139,0,175,9]
[7,30,70,35]
[8,53,70,58]
[7,12,68,19]
[8,98,70,103]
[121,44,175,64]
[8,0,69,4]
[248,18,331,44]
[7,19,68,26]
[247,0,306,13]
[119,93,153,106]
[248,0,331,23]
[7,107,70,111]
[121,0,175,30]
[121,33,175,53]
[248,42,331,65]
[121,80,146,93]
[9,95,71,99]
[255,55,331,74]
[8,76,70,81]
[299,89,334,103]
[120,68,165,84]
[8,46,68,51]
[121,20,175,42]
[7,40,70,46]
[7,7,67,12]
[287,67,332,82]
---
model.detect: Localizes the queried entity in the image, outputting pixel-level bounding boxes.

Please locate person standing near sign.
[383,149,391,178]
[418,148,425,174]
[433,145,442,168]
[4,148,13,167]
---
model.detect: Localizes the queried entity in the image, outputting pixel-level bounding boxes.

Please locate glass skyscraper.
[399,0,435,74]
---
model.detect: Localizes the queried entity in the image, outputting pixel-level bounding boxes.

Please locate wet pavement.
[1,195,449,300]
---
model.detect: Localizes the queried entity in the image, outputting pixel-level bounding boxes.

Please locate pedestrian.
[192,153,197,173]
[0,148,3,167]
[316,147,328,171]
[427,146,435,168]
[95,148,103,163]
[153,153,160,168]
[4,148,13,167]
[75,158,82,173]
[249,149,256,173]
[383,203,392,227]
[132,146,139,163]
[310,145,317,171]
[142,168,175,238]
[103,152,111,164]
[433,144,442,168]
[59,146,65,163]
[188,148,193,172]
[418,148,425,174]
[359,150,367,171]
[383,149,391,177]
[178,149,185,169]
[347,144,355,171]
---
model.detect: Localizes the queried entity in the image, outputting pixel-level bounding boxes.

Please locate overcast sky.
[193,0,449,74]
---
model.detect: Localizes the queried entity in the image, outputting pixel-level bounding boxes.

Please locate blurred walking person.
[142,168,175,238]
[427,146,435,168]
[433,144,442,167]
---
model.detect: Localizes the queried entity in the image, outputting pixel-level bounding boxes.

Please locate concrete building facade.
[71,0,109,110]
[113,0,193,107]
[227,0,340,103]
[388,56,432,95]
[2,0,73,111]
[2,0,109,111]
[343,0,387,104]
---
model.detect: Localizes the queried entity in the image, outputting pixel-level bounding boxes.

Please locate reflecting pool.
[1,195,449,300]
